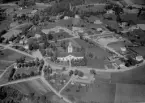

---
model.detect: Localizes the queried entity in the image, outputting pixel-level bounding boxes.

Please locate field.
[114,83,145,103]
[10,78,50,95]
[46,72,71,91]
[14,66,39,76]
[0,60,13,70]
[43,19,73,30]
[0,64,14,85]
[0,49,33,61]
[74,38,111,69]
[49,30,72,41]
[130,47,145,58]
[61,79,116,103]
[107,41,127,53]
[85,0,108,4]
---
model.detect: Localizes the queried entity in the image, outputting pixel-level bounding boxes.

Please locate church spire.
[68,42,73,53]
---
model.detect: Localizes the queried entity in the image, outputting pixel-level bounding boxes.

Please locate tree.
[62,67,66,71]
[78,71,84,77]
[69,70,73,76]
[30,71,35,76]
[90,69,96,75]
[74,70,79,75]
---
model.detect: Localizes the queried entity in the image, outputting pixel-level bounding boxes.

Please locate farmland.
[61,79,116,103]
[0,60,13,70]
[0,49,33,61]
[74,38,112,69]
[0,64,15,85]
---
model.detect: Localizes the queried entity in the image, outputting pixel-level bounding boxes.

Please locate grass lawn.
[61,82,87,102]
[50,31,72,41]
[47,73,71,91]
[0,49,33,61]
[75,38,111,69]
[130,47,145,58]
[43,19,73,30]
[107,41,126,52]
[14,66,39,76]
[85,0,108,4]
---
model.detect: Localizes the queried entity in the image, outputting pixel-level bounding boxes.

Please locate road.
[0,76,40,87]
[75,3,107,8]
[49,36,79,43]
[41,77,73,103]
[0,44,34,59]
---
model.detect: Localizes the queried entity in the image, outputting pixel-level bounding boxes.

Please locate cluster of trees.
[43,65,53,76]
[0,8,6,23]
[0,86,25,103]
[8,58,44,81]
[125,29,145,46]
[16,56,26,64]
[69,69,84,77]
[0,30,7,43]
[17,0,35,8]
[71,58,87,66]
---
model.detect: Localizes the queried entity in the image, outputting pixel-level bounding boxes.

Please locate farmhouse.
[57,42,84,62]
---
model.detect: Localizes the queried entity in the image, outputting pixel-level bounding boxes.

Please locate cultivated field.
[0,61,13,70]
[0,49,33,61]
[10,78,50,95]
[61,79,116,103]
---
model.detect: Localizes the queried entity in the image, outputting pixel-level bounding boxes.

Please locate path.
[0,76,40,87]
[58,75,75,94]
[41,77,73,103]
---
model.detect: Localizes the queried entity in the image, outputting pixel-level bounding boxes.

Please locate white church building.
[57,42,84,62]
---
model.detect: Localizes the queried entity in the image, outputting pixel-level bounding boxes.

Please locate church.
[57,42,84,62]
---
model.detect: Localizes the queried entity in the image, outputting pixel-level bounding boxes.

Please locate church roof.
[57,52,84,57]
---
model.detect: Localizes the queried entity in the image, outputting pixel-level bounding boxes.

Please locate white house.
[57,42,84,62]
[135,55,143,62]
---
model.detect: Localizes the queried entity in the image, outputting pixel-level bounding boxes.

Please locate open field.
[14,66,39,76]
[48,30,72,41]
[43,19,73,30]
[111,63,145,84]
[46,72,71,91]
[114,83,145,103]
[0,60,13,70]
[10,78,50,95]
[85,0,108,4]
[0,49,33,61]
[61,79,116,103]
[0,64,14,85]
[130,47,145,58]
[74,38,111,69]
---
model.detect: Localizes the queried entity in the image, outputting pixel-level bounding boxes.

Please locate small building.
[24,45,29,49]
[135,55,143,62]
[94,20,102,24]
[137,24,145,31]
[107,10,114,14]
[35,34,41,38]
[57,42,84,62]
[120,47,127,54]
[63,16,70,20]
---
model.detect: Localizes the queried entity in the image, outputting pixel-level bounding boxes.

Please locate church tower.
[68,42,73,53]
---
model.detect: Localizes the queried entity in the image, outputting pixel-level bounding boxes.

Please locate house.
[57,42,84,62]
[35,34,41,38]
[137,24,145,31]
[135,55,143,62]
